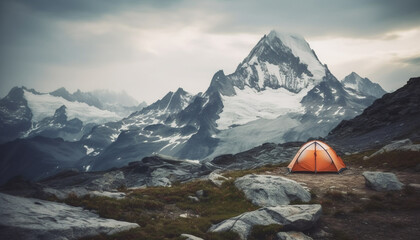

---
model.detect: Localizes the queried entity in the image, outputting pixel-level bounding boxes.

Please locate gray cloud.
[1,0,420,102]
[399,55,420,65]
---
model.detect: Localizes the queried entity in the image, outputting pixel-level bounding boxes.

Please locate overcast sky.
[1,0,419,103]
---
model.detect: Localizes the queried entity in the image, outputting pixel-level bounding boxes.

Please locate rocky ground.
[0,140,419,240]
[270,166,420,240]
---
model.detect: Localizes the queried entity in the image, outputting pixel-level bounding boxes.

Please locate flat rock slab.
[0,193,139,240]
[235,174,311,207]
[209,204,321,240]
[276,231,313,240]
[362,171,404,191]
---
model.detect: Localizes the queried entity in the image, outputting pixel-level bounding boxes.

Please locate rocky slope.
[0,154,213,193]
[0,87,125,143]
[0,87,32,143]
[0,136,86,185]
[327,77,420,151]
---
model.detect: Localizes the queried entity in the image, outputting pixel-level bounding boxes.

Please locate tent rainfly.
[287,140,346,173]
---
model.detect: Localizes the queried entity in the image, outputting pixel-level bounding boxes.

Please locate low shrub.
[248,224,283,240]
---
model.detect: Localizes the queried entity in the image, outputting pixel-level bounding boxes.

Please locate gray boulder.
[276,231,313,240]
[208,171,229,187]
[209,204,322,240]
[362,171,404,191]
[234,174,311,207]
[146,177,172,187]
[0,193,139,240]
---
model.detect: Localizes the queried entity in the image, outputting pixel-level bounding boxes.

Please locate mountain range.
[0,87,146,143]
[0,30,389,184]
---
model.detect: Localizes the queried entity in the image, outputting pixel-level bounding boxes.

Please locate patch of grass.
[248,224,283,240]
[343,149,420,170]
[65,179,256,240]
[403,185,416,195]
[310,189,318,199]
[224,163,288,179]
[351,206,363,213]
[360,190,420,212]
[324,190,345,201]
[333,210,347,218]
[331,229,352,240]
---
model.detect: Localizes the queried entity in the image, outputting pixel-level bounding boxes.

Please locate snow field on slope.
[216,86,309,130]
[24,90,121,123]
[209,115,300,159]
[268,31,326,81]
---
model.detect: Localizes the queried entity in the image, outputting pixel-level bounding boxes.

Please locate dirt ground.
[261,165,420,240]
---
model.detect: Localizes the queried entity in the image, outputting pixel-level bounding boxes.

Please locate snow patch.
[217,86,309,130]
[345,89,366,99]
[210,115,300,158]
[84,145,94,155]
[333,107,343,115]
[268,31,326,81]
[24,90,120,124]
[110,133,119,142]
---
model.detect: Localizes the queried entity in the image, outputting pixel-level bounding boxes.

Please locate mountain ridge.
[342,72,387,98]
[0,30,389,181]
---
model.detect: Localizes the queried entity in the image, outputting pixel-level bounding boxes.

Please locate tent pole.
[314,142,317,174]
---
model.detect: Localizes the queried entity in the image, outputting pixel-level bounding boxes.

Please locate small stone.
[195,190,204,198]
[188,196,199,202]
[179,213,199,218]
[208,171,229,187]
[312,229,332,238]
[363,156,369,160]
[408,183,420,190]
[180,233,204,240]
[276,231,313,240]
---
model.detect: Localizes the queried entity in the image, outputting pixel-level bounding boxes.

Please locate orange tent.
[287,140,346,173]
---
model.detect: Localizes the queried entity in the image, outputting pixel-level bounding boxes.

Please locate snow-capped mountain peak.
[341,72,387,98]
[267,30,325,81]
[229,30,327,94]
